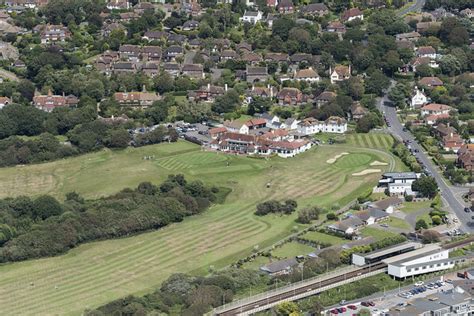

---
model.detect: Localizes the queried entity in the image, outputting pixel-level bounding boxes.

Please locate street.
[377,83,472,232]
[397,0,426,16]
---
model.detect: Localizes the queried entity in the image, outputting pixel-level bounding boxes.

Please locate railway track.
[215,262,387,316]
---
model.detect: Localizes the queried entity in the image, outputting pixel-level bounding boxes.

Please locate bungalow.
[442,132,464,153]
[425,113,450,126]
[421,103,452,117]
[246,66,268,83]
[208,127,227,139]
[240,11,263,24]
[354,209,389,226]
[142,31,168,42]
[327,217,364,236]
[240,52,262,64]
[289,53,315,65]
[342,8,363,22]
[410,87,428,109]
[224,121,250,134]
[326,21,346,34]
[264,53,288,63]
[410,57,439,72]
[260,258,299,276]
[330,65,351,84]
[351,103,369,121]
[395,31,421,42]
[434,123,457,139]
[293,67,320,83]
[163,63,180,77]
[0,96,11,109]
[269,140,311,158]
[182,20,199,31]
[37,24,71,44]
[220,49,239,62]
[113,91,160,108]
[418,76,443,88]
[368,197,403,214]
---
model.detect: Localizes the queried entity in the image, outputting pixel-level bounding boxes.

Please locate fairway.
[346,133,394,150]
[0,140,395,315]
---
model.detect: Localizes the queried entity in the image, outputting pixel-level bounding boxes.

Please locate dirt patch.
[352,169,381,176]
[370,161,388,166]
[326,152,349,164]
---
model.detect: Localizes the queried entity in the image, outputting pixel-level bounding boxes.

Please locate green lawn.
[401,201,432,214]
[360,226,400,241]
[387,216,412,230]
[240,256,271,270]
[271,241,315,259]
[299,231,347,245]
[346,133,394,150]
[0,139,396,315]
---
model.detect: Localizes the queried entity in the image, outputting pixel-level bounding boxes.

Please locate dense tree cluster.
[0,175,219,262]
[255,199,298,216]
[412,176,438,199]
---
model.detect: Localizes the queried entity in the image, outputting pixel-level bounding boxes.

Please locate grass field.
[0,140,395,315]
[360,226,400,241]
[346,133,394,150]
[271,241,315,258]
[387,217,412,230]
[299,231,347,245]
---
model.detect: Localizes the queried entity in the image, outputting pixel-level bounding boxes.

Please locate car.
[445,279,453,284]
[347,305,357,310]
[415,281,424,287]
[330,309,339,314]
[380,223,389,228]
[471,216,474,220]
[361,302,370,307]
[464,207,471,213]
[340,300,347,305]
[338,307,347,313]
[367,301,375,307]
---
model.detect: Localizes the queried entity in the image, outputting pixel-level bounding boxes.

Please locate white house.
[240,11,263,25]
[368,197,402,214]
[410,87,428,109]
[0,96,11,109]
[421,103,452,117]
[323,116,347,133]
[294,67,320,83]
[224,121,250,134]
[376,172,418,196]
[416,46,437,59]
[281,118,299,130]
[386,245,455,279]
[270,140,312,158]
[330,65,351,84]
[297,116,347,135]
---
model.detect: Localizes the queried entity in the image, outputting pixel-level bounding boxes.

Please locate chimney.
[207,83,210,91]
[252,84,255,91]
[225,84,228,92]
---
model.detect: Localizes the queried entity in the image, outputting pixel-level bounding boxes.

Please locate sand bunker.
[370,161,388,166]
[352,169,382,176]
[326,152,349,164]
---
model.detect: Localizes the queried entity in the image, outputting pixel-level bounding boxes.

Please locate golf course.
[0,134,397,315]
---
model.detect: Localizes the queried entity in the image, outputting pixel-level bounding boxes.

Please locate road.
[377,83,472,232]
[397,0,426,16]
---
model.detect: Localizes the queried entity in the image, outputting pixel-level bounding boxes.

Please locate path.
[397,0,426,16]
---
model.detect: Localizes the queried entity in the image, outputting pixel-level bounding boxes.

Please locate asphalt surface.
[397,0,426,16]
[377,83,472,232]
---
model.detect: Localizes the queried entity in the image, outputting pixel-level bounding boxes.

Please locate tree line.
[0,175,219,262]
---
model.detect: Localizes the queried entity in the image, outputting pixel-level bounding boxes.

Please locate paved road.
[397,0,426,16]
[377,83,472,232]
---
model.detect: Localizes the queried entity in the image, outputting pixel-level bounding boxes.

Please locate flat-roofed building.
[352,242,422,266]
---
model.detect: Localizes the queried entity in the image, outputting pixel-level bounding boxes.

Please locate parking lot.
[324,277,455,315]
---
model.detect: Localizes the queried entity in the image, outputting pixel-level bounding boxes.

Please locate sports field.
[0,140,395,315]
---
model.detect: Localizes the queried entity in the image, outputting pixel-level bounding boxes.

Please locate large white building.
[410,87,428,109]
[376,172,419,196]
[297,116,347,135]
[240,11,263,24]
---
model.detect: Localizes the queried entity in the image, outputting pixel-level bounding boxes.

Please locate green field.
[0,140,395,315]
[360,226,400,241]
[271,241,315,258]
[299,231,347,245]
[346,133,394,150]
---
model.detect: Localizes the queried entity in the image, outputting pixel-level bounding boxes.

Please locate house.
[264,53,288,63]
[416,21,441,33]
[342,8,363,22]
[193,84,225,102]
[409,56,439,72]
[208,127,227,139]
[277,0,294,14]
[315,91,336,107]
[106,0,130,10]
[182,64,204,79]
[442,132,464,153]
[330,65,351,84]
[410,86,428,109]
[425,113,450,125]
[240,11,263,24]
[260,258,299,276]
[240,52,262,64]
[323,116,347,133]
[36,24,71,44]
[420,103,452,117]
[258,112,280,127]
[395,31,421,42]
[277,88,305,106]
[282,117,299,130]
[101,22,127,38]
[113,92,160,108]
[434,123,457,139]
[141,63,160,77]
[296,116,347,135]
[368,197,403,214]
[376,172,418,196]
[457,144,474,171]
[289,53,316,65]
[269,140,311,158]
[164,46,184,62]
[248,85,277,100]
[33,91,79,112]
[112,62,138,75]
[416,46,436,59]
[162,63,181,77]
[354,208,389,226]
[236,42,252,54]
[326,21,346,34]
[418,76,443,88]
[327,217,364,236]
[299,3,329,17]
[293,68,320,83]
[246,66,268,83]
[266,0,277,8]
[0,96,11,109]
[182,20,199,31]
[220,49,239,61]
[350,103,369,121]
[142,31,168,42]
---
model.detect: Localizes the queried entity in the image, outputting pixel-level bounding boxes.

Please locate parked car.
[465,207,471,213]
[361,302,370,307]
[330,309,339,314]
[415,281,424,286]
[347,305,357,310]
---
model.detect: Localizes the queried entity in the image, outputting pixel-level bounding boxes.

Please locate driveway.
[377,81,473,232]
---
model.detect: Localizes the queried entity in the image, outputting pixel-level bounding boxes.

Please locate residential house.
[418,76,443,88]
[442,132,464,153]
[240,11,263,24]
[434,123,457,139]
[248,85,277,100]
[33,90,79,112]
[351,102,369,121]
[409,56,439,72]
[193,84,225,102]
[277,87,305,106]
[36,24,71,44]
[354,209,389,226]
[266,0,277,8]
[323,116,348,133]
[416,46,436,59]
[421,103,452,117]
[113,92,160,108]
[416,21,441,33]
[368,197,403,214]
[246,66,268,83]
[208,127,227,139]
[425,113,449,125]
[315,91,336,107]
[101,22,127,38]
[107,0,130,10]
[282,117,299,130]
[376,172,418,196]
[342,8,363,22]
[289,53,315,65]
[142,31,168,42]
[299,3,329,17]
[220,49,239,62]
[112,62,138,75]
[457,144,474,171]
[395,31,421,42]
[269,140,311,158]
[164,46,184,62]
[0,96,11,109]
[330,65,351,84]
[163,63,181,77]
[277,0,294,14]
[293,67,320,83]
[410,86,428,109]
[258,112,280,127]
[182,64,204,79]
[260,258,299,276]
[240,52,262,64]
[296,116,347,135]
[327,217,364,236]
[141,63,160,77]
[236,42,252,54]
[264,52,288,63]
[182,20,199,31]
[326,21,346,34]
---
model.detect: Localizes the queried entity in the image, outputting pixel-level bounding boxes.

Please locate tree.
[388,85,407,108]
[106,129,130,148]
[154,72,175,93]
[415,219,428,230]
[247,97,272,115]
[440,55,461,76]
[33,195,64,220]
[365,70,390,96]
[275,301,300,316]
[212,90,240,114]
[412,176,438,198]
[356,112,382,133]
[296,206,322,224]
[422,230,441,243]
